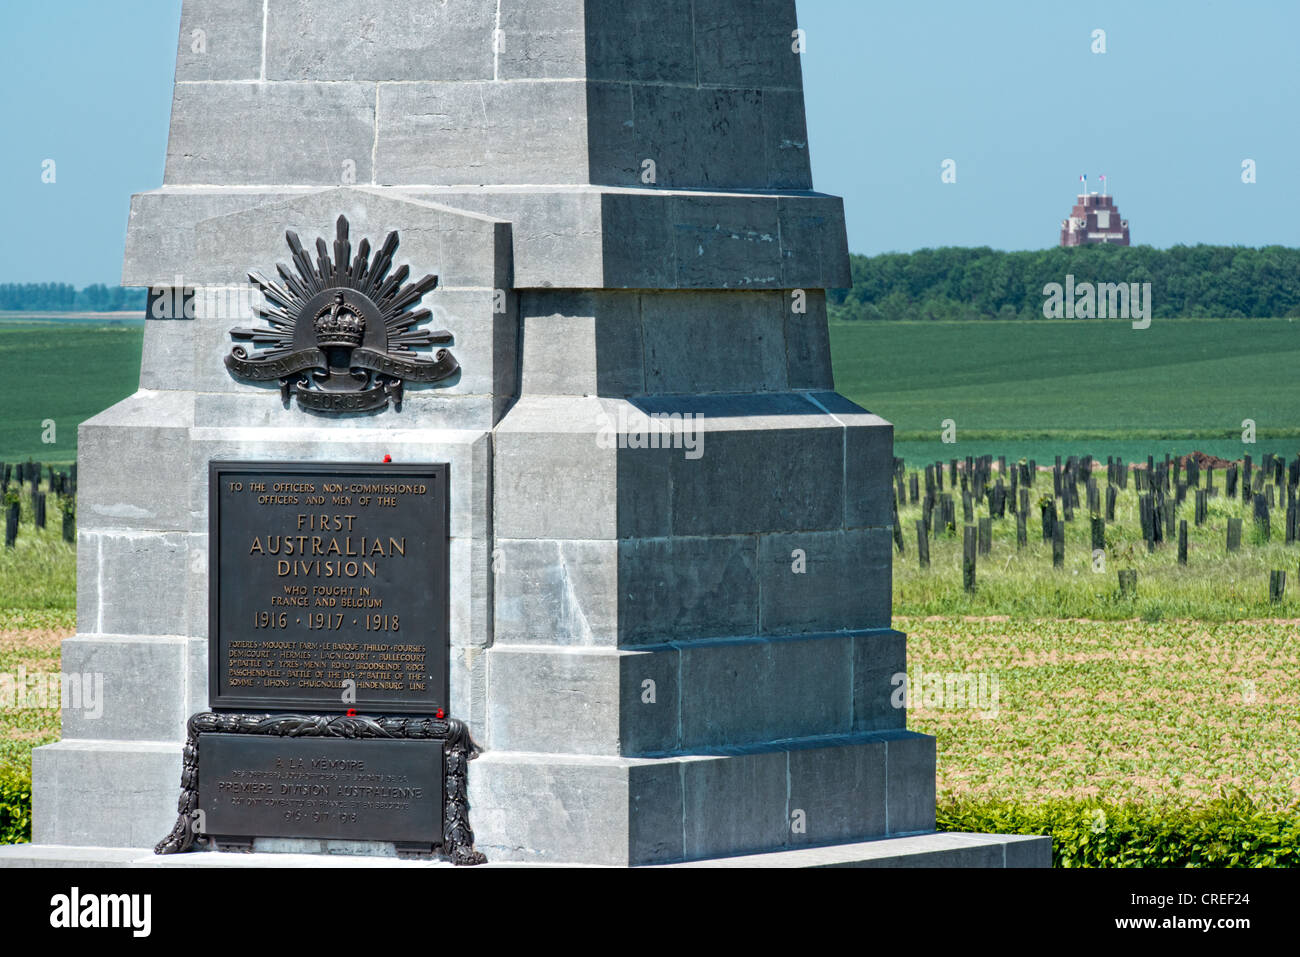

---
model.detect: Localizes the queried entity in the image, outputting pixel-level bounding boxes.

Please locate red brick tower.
[1060,192,1131,246]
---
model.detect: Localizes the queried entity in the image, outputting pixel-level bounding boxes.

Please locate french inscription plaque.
[209,462,449,714]
[198,734,443,846]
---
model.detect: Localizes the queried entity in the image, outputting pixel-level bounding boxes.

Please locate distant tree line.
[0,283,147,312]
[829,245,1300,321]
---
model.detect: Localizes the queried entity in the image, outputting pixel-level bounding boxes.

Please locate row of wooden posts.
[891,452,1300,600]
[2,460,77,548]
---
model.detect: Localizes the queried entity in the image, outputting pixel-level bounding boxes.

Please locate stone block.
[265,0,496,81]
[175,0,265,82]
[498,0,587,80]
[518,290,644,397]
[787,737,887,846]
[616,536,759,645]
[679,634,851,748]
[376,82,588,186]
[852,630,908,732]
[79,531,192,638]
[32,741,181,848]
[164,83,377,187]
[885,732,937,834]
[59,636,192,742]
[584,1,696,84]
[493,398,618,540]
[485,646,621,754]
[640,291,787,394]
[758,529,892,635]
[619,646,681,756]
[785,291,835,390]
[627,761,684,864]
[492,539,619,646]
[682,750,788,860]
[691,0,803,89]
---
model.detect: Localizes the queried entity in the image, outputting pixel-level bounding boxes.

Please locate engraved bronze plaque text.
[209,462,449,713]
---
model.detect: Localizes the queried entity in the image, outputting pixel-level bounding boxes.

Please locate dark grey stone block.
[628,762,684,864]
[692,0,803,89]
[885,732,937,834]
[619,646,681,756]
[679,634,852,748]
[585,1,696,84]
[617,536,759,644]
[758,529,892,635]
[641,291,787,394]
[787,737,888,845]
[853,630,909,732]
[682,750,788,860]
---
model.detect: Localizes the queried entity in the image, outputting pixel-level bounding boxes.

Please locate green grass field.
[831,317,1300,463]
[0,319,142,464]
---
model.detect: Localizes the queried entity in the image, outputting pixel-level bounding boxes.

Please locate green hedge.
[937,793,1300,867]
[0,763,32,844]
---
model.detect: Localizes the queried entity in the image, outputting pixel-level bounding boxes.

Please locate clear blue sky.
[1,0,1296,285]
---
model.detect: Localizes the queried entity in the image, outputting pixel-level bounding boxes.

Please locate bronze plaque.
[209,462,449,714]
[197,734,443,845]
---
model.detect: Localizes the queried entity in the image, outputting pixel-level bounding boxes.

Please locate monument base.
[0,832,1050,868]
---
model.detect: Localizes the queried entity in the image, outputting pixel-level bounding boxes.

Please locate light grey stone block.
[468,752,631,865]
[77,393,194,532]
[485,646,621,754]
[82,531,192,638]
[164,83,377,187]
[682,750,788,860]
[59,637,192,742]
[758,529,892,635]
[376,82,588,186]
[498,0,587,80]
[449,645,488,738]
[175,0,265,82]
[494,398,618,540]
[853,630,908,733]
[32,741,181,848]
[885,732,938,834]
[617,536,758,645]
[679,634,851,748]
[266,0,496,81]
[519,290,644,397]
[187,636,209,714]
[787,737,887,846]
[492,539,619,646]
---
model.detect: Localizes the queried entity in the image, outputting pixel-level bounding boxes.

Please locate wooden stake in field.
[1178,519,1188,565]
[1052,521,1065,568]
[1227,517,1243,552]
[978,517,992,555]
[1105,485,1117,522]
[1253,493,1270,541]
[892,501,905,554]
[1118,568,1137,598]
[1016,511,1027,549]
[34,491,46,530]
[1269,570,1286,603]
[1195,489,1208,527]
[962,525,977,593]
[62,507,75,544]
[1091,515,1105,553]
[916,519,929,569]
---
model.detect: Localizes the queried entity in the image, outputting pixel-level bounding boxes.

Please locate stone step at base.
[0,832,1050,868]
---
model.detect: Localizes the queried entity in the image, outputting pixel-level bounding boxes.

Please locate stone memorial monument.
[1,0,1047,868]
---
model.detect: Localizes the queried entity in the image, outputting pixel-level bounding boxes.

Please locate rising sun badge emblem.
[225,215,459,412]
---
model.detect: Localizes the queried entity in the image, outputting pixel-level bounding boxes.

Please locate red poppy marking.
[346,708,357,717]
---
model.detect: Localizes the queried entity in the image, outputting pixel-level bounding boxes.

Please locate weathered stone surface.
[584,1,696,84]
[498,0,587,80]
[788,737,887,846]
[885,732,938,834]
[59,637,193,742]
[33,741,181,847]
[518,291,644,396]
[853,630,909,733]
[692,0,803,89]
[376,82,588,186]
[265,0,496,81]
[758,529,892,635]
[682,750,788,860]
[78,532,192,638]
[175,0,265,82]
[165,83,377,186]
[641,291,788,394]
[617,536,759,645]
[492,539,619,646]
[785,291,835,390]
[679,634,852,747]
